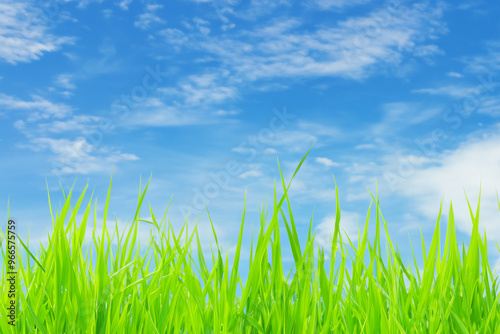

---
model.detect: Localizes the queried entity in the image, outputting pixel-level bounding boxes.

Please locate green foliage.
[1,152,500,333]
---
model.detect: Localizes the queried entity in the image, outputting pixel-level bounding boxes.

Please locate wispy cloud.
[315,211,361,251]
[0,1,73,64]
[14,114,102,136]
[315,157,340,167]
[235,0,291,20]
[24,137,139,175]
[239,170,263,178]
[3,93,139,175]
[371,102,441,136]
[309,0,370,10]
[0,93,73,121]
[161,73,238,105]
[54,74,76,90]
[160,2,447,81]
[146,1,448,131]
[118,0,133,10]
[447,71,463,78]
[412,85,479,98]
[122,73,239,127]
[480,96,500,117]
[463,40,500,73]
[134,4,166,30]
[123,97,206,126]
[355,143,376,150]
[230,120,341,155]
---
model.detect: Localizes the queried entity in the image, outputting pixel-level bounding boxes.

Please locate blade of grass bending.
[25,298,48,334]
[17,235,45,272]
[330,176,341,282]
[102,169,113,246]
[45,179,56,227]
[229,189,247,304]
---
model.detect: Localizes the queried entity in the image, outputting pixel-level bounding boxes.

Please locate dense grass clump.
[1,152,500,333]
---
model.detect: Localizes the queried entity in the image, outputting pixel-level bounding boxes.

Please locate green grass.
[1,151,500,333]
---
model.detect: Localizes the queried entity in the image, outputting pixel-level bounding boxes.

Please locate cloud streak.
[0,1,73,64]
[160,2,447,81]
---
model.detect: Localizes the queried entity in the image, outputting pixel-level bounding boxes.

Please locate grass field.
[2,152,500,333]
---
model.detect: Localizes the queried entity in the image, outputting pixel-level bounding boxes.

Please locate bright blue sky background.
[1,0,500,271]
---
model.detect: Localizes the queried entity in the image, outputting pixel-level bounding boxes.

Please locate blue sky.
[1,0,500,269]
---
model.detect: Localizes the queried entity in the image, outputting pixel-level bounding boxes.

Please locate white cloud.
[310,0,370,10]
[15,114,103,137]
[190,17,211,35]
[1,94,107,138]
[480,96,500,117]
[315,157,340,167]
[26,137,139,175]
[390,128,500,238]
[162,2,447,81]
[123,97,206,127]
[371,102,441,136]
[398,213,426,233]
[123,73,239,127]
[239,170,263,178]
[54,74,76,90]
[344,125,500,239]
[269,131,317,152]
[141,1,447,132]
[412,85,479,98]
[189,0,290,23]
[4,93,139,175]
[101,9,113,19]
[463,40,500,74]
[40,115,102,133]
[355,143,376,150]
[0,93,73,120]
[0,1,73,64]
[230,120,341,155]
[159,74,238,105]
[298,121,341,137]
[159,28,189,46]
[315,211,361,251]
[213,109,240,116]
[411,78,500,118]
[184,83,234,104]
[447,71,463,78]
[118,0,133,10]
[263,148,278,154]
[238,0,291,20]
[134,4,166,30]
